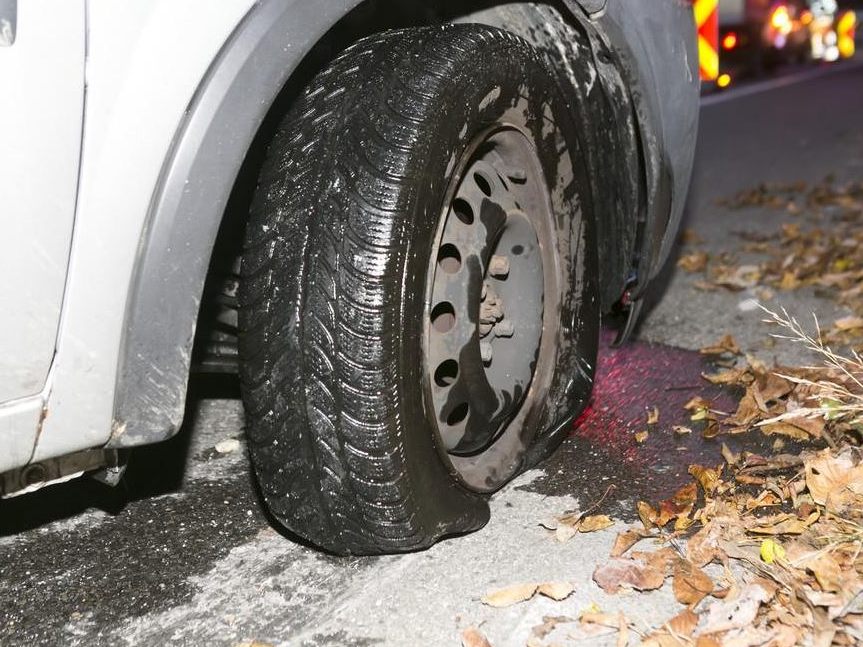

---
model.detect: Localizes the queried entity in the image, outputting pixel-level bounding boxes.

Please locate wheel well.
[192,0,641,376]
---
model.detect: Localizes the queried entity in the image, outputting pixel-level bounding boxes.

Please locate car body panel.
[596,0,700,290]
[0,0,698,476]
[0,0,85,404]
[0,398,44,475]
[27,0,254,463]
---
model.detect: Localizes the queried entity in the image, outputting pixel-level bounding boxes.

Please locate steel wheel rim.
[423,127,558,488]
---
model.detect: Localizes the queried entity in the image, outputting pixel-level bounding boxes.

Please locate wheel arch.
[111,0,367,447]
[111,0,659,448]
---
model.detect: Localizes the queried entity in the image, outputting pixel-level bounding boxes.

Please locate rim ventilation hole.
[434,360,459,387]
[431,302,456,333]
[446,402,469,426]
[474,172,492,197]
[437,244,462,274]
[452,198,474,225]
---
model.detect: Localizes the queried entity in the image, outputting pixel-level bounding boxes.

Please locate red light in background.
[722,32,738,50]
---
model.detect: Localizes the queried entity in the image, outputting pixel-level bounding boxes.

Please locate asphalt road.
[640,60,863,364]
[2,62,862,647]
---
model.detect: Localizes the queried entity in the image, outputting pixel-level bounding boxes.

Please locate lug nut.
[489,255,510,278]
[480,341,493,364]
[494,319,514,338]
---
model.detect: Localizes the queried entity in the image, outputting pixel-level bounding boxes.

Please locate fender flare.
[111,0,365,447]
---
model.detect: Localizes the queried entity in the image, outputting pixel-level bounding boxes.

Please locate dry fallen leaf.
[756,370,794,401]
[688,464,723,495]
[699,583,772,634]
[579,611,619,628]
[537,582,574,601]
[578,609,632,646]
[544,510,615,542]
[745,490,782,511]
[668,608,698,636]
[596,185,863,646]
[761,422,811,441]
[834,315,863,331]
[647,406,660,425]
[672,561,714,606]
[678,251,709,273]
[655,482,698,529]
[579,515,614,533]
[481,583,537,608]
[701,366,751,386]
[544,520,578,544]
[642,608,700,646]
[616,612,629,647]
[805,554,845,593]
[725,388,760,427]
[804,449,863,512]
[699,334,742,356]
[779,270,801,290]
[481,580,575,608]
[673,425,693,435]
[684,396,715,422]
[712,264,762,291]
[783,415,824,439]
[640,634,688,647]
[461,627,493,647]
[634,430,649,444]
[686,522,725,567]
[632,548,678,575]
[610,529,652,557]
[637,500,658,529]
[701,420,721,439]
[749,511,819,535]
[592,556,666,594]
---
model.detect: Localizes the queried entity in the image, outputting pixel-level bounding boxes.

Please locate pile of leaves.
[589,314,861,646]
[677,178,863,348]
[463,311,863,647]
[464,179,863,645]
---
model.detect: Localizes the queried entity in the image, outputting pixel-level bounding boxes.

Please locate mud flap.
[611,297,643,348]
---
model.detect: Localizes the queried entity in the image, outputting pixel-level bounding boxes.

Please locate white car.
[0,0,699,554]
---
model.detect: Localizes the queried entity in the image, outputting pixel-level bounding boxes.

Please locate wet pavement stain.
[522,331,795,519]
[0,430,268,646]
